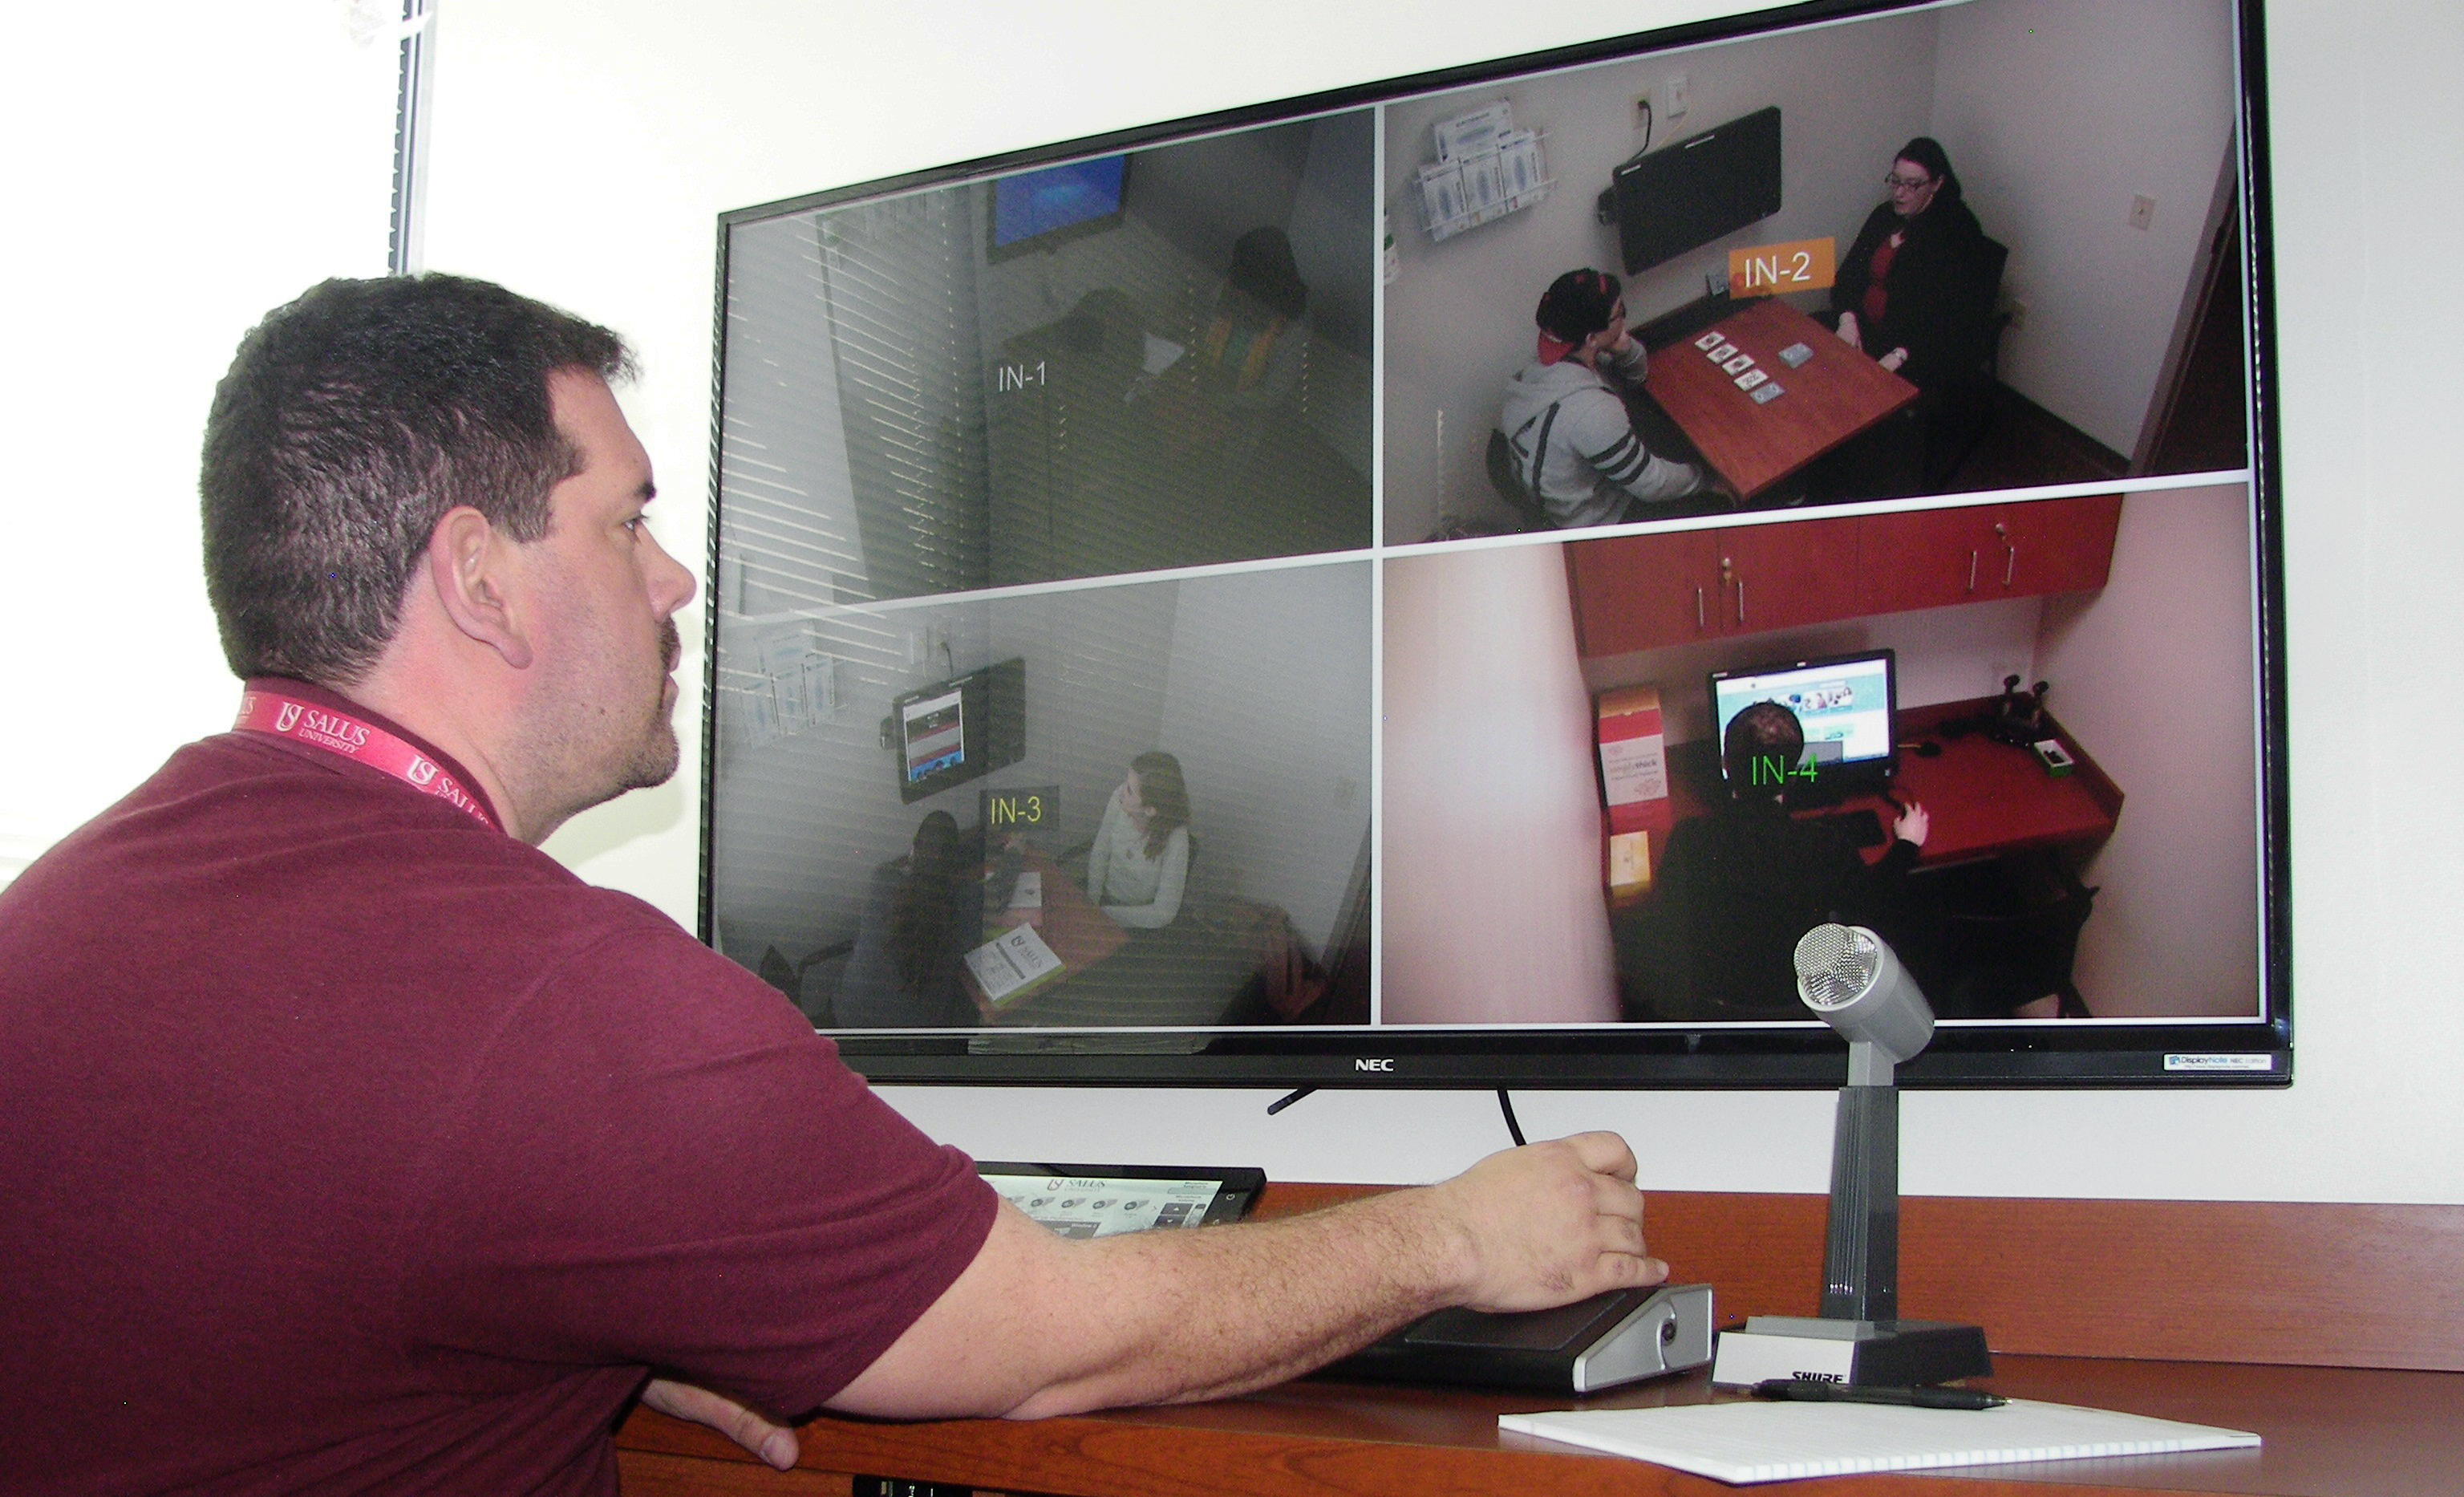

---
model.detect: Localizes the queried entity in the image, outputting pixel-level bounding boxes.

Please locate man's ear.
[426,506,535,670]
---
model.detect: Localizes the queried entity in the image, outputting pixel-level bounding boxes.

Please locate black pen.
[1751,1379,2005,1410]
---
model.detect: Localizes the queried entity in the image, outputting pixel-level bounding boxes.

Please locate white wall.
[1930,0,2239,456]
[0,6,400,883]
[1382,542,1619,1024]
[10,0,2464,1207]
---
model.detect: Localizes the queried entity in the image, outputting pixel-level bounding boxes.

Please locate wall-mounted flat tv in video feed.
[1608,105,1785,274]
[987,156,1131,262]
[699,0,2287,1090]
[890,659,1026,805]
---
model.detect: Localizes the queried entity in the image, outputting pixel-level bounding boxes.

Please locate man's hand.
[1419,1133,1667,1312]
[640,1378,799,1471]
[1892,799,1931,847]
[1834,310,1862,350]
[1878,346,1910,373]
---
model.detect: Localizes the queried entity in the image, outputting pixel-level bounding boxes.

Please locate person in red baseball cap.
[1495,268,1713,528]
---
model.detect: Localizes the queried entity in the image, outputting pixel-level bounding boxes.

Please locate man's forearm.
[1003,1187,1469,1417]
[829,1134,1663,1422]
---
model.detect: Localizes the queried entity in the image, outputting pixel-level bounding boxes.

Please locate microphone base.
[1709,1315,1992,1389]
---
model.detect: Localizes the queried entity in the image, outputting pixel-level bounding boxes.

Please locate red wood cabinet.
[1860,493,2122,615]
[1566,494,2122,659]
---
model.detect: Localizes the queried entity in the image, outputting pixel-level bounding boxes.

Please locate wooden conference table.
[616,1187,2464,1496]
[1644,298,1918,501]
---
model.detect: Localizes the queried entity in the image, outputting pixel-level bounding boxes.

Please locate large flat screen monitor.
[700,0,2288,1089]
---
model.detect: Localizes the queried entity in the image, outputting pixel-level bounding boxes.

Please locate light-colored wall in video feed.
[1380,10,1939,541]
[1383,542,1619,1024]
[1155,563,1374,959]
[1930,0,2238,460]
[2036,485,2259,1017]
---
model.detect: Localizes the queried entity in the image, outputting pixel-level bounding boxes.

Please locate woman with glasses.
[1829,136,1996,389]
[1818,136,2005,495]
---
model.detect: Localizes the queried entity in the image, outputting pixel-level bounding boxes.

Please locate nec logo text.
[1354,1057,1395,1072]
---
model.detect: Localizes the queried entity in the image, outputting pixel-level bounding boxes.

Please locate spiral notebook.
[1499,1398,2259,1485]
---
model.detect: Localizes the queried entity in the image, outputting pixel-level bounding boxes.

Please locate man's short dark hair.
[201,274,634,684]
[1723,700,1805,796]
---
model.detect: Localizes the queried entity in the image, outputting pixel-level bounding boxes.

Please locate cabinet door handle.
[1968,550,1979,592]
[1696,586,1705,631]
[1737,577,1748,626]
[1996,522,2017,586]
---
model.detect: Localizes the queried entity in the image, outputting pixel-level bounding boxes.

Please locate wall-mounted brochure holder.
[1415,101,1549,244]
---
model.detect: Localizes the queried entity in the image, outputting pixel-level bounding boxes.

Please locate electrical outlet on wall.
[1667,71,1689,119]
[2129,193,2157,231]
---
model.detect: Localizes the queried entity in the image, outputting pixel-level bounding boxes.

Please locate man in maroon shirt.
[0,275,1664,1494]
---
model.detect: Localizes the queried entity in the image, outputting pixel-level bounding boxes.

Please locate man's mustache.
[661,619,682,675]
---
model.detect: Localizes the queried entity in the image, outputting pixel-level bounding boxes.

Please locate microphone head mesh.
[1794,923,1880,1010]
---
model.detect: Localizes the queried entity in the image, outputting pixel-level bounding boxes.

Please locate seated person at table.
[1622,702,1928,1021]
[1085,751,1191,930]
[1823,136,2004,491]
[1195,226,1311,422]
[837,810,981,1028]
[1496,268,1712,529]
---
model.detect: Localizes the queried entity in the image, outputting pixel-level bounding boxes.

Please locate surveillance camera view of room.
[1380,484,2262,1028]
[719,109,1374,605]
[708,561,1373,1032]
[1381,0,2244,543]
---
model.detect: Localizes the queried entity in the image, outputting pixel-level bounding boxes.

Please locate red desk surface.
[1639,696,2123,887]
[1645,298,1918,499]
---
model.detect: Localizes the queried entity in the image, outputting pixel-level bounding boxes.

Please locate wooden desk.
[617,1187,2464,1496]
[963,849,1128,1021]
[1646,298,1917,500]
[1635,696,2125,886]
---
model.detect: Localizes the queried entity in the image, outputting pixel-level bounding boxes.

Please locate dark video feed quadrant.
[717,109,1375,609]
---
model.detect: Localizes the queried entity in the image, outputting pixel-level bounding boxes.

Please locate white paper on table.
[964,923,1064,1004]
[1499,1399,2259,1486]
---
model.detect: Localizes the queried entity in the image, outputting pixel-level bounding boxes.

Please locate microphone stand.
[1709,1037,1993,1388]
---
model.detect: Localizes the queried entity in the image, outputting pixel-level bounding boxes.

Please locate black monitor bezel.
[695,0,2292,1091]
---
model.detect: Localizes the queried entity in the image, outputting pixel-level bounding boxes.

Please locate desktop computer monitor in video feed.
[700,0,2288,1090]
[1711,651,1897,795]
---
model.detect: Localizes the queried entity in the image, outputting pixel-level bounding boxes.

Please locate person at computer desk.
[1085,750,1192,930]
[837,810,980,1029]
[1623,701,1928,1021]
[1496,268,1714,529]
[1826,137,2003,489]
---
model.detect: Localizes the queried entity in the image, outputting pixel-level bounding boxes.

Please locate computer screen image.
[988,155,1131,260]
[702,0,2286,1088]
[1710,651,1896,788]
[890,659,1025,805]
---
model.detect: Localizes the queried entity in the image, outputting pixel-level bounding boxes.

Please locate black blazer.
[1830,196,2001,391]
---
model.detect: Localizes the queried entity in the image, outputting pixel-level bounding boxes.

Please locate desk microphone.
[1707,925,1993,1390]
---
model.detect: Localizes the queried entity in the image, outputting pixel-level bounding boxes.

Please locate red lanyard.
[234,688,500,833]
